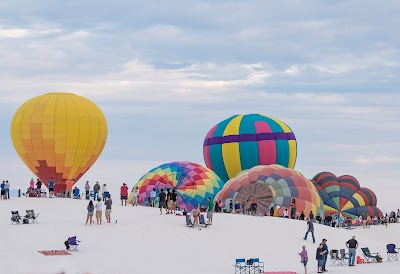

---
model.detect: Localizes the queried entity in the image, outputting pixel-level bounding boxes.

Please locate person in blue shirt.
[48,178,55,198]
[73,187,80,199]
[322,239,329,272]
[0,181,5,200]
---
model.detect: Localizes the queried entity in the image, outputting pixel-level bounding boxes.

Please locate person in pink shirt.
[298,245,308,274]
[120,183,128,206]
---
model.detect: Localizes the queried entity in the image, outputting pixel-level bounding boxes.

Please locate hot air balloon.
[312,172,382,218]
[11,92,108,193]
[203,114,297,182]
[214,165,324,217]
[128,161,224,211]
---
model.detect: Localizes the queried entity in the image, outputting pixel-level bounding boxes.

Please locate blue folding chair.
[249,258,264,273]
[234,258,249,274]
[387,244,399,262]
[67,236,81,251]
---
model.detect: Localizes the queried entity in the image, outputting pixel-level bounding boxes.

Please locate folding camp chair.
[25,210,39,223]
[361,247,381,263]
[340,249,349,265]
[199,214,208,228]
[387,244,399,262]
[249,258,264,273]
[329,250,343,266]
[11,211,22,225]
[66,236,80,251]
[185,215,193,227]
[233,258,249,274]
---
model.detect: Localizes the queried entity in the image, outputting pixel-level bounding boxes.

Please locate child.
[191,207,200,227]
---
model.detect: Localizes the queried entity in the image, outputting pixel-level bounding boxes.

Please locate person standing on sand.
[104,196,112,223]
[36,179,42,197]
[132,187,139,207]
[291,199,297,219]
[48,178,55,198]
[86,200,94,225]
[120,183,128,206]
[316,243,326,273]
[0,181,5,200]
[169,189,177,214]
[321,238,328,272]
[303,218,315,243]
[85,181,90,200]
[150,188,156,207]
[95,198,103,225]
[298,245,308,274]
[346,236,358,266]
[5,180,10,199]
[30,178,35,190]
[93,181,100,200]
[207,197,213,225]
[158,189,167,215]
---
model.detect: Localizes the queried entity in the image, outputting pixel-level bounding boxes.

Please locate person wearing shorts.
[170,189,177,214]
[95,198,103,225]
[104,196,112,223]
[120,183,128,206]
[158,189,167,215]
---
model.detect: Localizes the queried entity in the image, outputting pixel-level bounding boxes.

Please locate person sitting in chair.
[73,187,80,199]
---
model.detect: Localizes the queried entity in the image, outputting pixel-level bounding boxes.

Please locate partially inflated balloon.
[214,165,324,217]
[312,172,382,218]
[128,161,224,211]
[11,92,108,192]
[203,114,297,182]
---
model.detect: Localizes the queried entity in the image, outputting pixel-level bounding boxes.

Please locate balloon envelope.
[312,172,382,218]
[129,161,224,211]
[203,114,297,182]
[10,92,108,192]
[214,164,324,217]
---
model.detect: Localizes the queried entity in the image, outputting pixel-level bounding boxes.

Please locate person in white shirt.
[150,188,156,207]
[95,198,103,225]
[102,184,109,202]
[283,208,289,218]
[133,187,139,207]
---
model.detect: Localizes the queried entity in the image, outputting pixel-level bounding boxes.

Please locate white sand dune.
[0,197,399,274]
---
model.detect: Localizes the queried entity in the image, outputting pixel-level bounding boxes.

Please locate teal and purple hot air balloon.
[203,114,297,182]
[312,172,382,218]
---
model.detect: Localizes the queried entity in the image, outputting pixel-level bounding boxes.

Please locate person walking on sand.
[346,236,358,266]
[95,198,103,225]
[104,195,112,223]
[298,245,308,274]
[207,197,213,225]
[303,218,315,243]
[86,200,94,225]
[120,183,128,206]
[158,189,167,215]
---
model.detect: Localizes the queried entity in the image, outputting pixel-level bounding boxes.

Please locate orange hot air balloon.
[10,92,108,193]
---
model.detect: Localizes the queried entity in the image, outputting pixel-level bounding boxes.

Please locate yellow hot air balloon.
[11,92,108,193]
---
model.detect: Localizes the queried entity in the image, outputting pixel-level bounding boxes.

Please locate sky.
[0,1,399,211]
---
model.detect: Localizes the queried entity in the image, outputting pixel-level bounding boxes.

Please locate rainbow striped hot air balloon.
[128,161,224,211]
[203,114,297,182]
[312,172,382,218]
[10,92,108,193]
[214,165,324,217]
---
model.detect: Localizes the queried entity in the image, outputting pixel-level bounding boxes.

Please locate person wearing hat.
[120,183,128,206]
[322,238,329,272]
